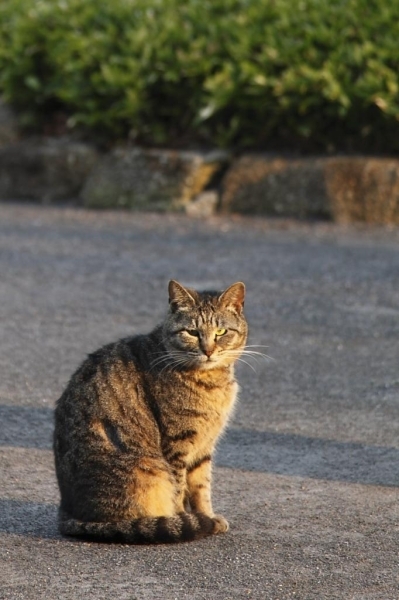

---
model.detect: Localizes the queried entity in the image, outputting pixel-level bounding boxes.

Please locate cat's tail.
[58,509,228,544]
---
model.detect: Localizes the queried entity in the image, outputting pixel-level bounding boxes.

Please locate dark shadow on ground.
[0,498,60,539]
[2,405,398,487]
[0,405,53,449]
[217,428,399,487]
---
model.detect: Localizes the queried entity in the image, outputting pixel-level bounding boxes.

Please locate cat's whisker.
[244,344,270,348]
[223,349,274,365]
[158,355,192,376]
[149,350,189,371]
[160,348,200,371]
[149,356,173,371]
[240,349,274,361]
[156,357,183,372]
[158,361,178,377]
[223,350,261,365]
[233,357,257,373]
[150,356,167,364]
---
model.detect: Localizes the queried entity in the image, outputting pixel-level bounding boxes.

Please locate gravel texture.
[1,203,399,599]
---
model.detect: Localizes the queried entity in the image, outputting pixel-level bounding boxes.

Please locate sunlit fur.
[54,280,248,544]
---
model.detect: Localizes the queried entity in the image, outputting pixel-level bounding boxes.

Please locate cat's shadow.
[1,404,398,489]
[0,498,60,540]
[218,428,399,487]
[0,404,53,449]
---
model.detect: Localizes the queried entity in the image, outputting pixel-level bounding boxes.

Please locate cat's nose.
[201,344,214,357]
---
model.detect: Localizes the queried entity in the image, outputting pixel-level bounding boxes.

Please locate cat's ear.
[168,280,196,312]
[218,282,245,314]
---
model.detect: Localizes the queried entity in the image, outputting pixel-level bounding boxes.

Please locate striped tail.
[58,510,227,544]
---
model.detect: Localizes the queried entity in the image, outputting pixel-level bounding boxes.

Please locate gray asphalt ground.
[1,203,399,600]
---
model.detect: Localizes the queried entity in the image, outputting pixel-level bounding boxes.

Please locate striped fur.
[58,510,226,544]
[54,281,247,544]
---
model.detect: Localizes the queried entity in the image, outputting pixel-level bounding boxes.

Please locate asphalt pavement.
[1,203,399,599]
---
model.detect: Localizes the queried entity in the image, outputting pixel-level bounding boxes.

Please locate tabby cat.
[54,280,247,544]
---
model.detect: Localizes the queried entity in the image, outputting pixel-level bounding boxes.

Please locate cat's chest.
[159,376,238,452]
[171,373,236,416]
[199,380,238,421]
[194,380,238,444]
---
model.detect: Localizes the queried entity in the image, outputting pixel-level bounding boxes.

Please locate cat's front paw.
[212,514,229,534]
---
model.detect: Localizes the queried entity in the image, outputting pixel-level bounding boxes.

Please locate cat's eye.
[185,329,199,337]
[215,328,227,336]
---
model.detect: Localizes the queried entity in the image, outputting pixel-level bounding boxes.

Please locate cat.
[53,279,247,544]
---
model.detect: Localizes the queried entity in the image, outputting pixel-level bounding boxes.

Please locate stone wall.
[81,147,228,211]
[221,155,399,224]
[0,138,99,203]
[1,101,399,223]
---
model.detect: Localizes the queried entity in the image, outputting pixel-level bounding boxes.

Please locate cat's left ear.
[218,282,245,314]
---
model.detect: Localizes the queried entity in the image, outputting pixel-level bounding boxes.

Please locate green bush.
[1,0,399,152]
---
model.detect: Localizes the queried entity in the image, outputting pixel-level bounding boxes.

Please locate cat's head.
[161,280,248,371]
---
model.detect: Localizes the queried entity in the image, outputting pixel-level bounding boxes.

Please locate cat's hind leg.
[127,457,177,518]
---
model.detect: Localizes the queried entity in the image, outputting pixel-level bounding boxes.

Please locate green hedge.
[1,0,399,152]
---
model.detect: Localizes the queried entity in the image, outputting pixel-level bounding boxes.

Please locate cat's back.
[54,332,160,451]
[57,336,139,405]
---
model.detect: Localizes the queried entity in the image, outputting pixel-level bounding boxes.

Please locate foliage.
[1,0,399,151]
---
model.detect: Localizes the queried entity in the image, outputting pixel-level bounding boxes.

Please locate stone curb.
[221,155,399,224]
[0,138,99,203]
[81,146,229,211]
[0,135,398,224]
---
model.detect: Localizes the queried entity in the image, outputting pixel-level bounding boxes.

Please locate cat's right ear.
[168,280,196,312]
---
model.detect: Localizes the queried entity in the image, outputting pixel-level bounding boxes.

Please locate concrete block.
[221,156,330,218]
[0,138,99,202]
[81,147,229,211]
[221,155,399,224]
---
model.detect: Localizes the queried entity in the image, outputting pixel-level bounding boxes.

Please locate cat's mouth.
[196,354,227,369]
[163,349,231,371]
